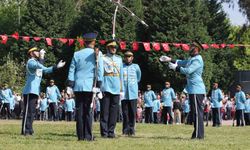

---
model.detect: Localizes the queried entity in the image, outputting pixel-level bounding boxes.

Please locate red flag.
[143,42,151,51]
[228,44,235,49]
[59,38,68,44]
[45,38,52,46]
[68,39,74,46]
[119,41,126,50]
[220,43,226,48]
[173,43,181,48]
[22,36,30,42]
[11,32,19,40]
[132,42,139,51]
[162,43,170,52]
[202,44,209,50]
[77,38,84,47]
[0,35,8,44]
[33,37,41,41]
[99,40,106,45]
[211,44,220,49]
[152,43,161,51]
[181,44,190,51]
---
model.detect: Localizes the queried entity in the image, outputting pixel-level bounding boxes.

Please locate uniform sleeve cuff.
[176,66,181,72]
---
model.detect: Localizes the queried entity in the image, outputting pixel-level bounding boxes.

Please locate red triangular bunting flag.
[45,38,52,46]
[33,37,41,41]
[211,44,220,49]
[119,41,126,50]
[173,43,181,48]
[59,38,68,44]
[202,44,209,50]
[99,40,106,45]
[68,39,74,46]
[228,44,235,49]
[11,32,19,40]
[220,43,226,48]
[77,39,84,47]
[0,35,8,44]
[162,43,170,52]
[181,44,190,51]
[23,36,30,42]
[132,42,139,51]
[143,42,151,51]
[152,43,161,51]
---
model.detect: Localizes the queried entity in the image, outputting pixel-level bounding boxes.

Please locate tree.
[137,0,213,92]
[17,0,78,90]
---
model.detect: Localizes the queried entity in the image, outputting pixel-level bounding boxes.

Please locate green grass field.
[0,120,249,150]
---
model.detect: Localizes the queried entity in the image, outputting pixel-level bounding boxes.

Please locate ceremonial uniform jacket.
[46,85,61,103]
[101,53,123,95]
[235,91,246,110]
[68,48,104,92]
[123,63,141,100]
[177,55,206,94]
[144,90,156,107]
[0,88,13,104]
[245,98,250,113]
[183,99,190,113]
[23,58,54,96]
[64,98,75,112]
[211,88,223,108]
[153,100,160,113]
[40,98,48,111]
[161,88,176,107]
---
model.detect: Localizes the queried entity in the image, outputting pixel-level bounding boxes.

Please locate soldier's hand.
[159,56,171,62]
[57,60,66,68]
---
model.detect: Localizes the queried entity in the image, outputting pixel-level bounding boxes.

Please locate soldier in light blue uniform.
[161,81,176,124]
[153,96,161,124]
[39,92,48,121]
[235,84,246,126]
[64,94,75,121]
[21,47,65,136]
[67,32,103,141]
[144,84,157,123]
[244,93,250,125]
[121,50,141,135]
[182,95,190,124]
[46,79,61,121]
[210,82,223,127]
[0,84,13,119]
[160,40,206,139]
[100,40,123,138]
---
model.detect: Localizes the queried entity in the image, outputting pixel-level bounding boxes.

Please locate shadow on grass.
[117,134,190,140]
[43,132,75,137]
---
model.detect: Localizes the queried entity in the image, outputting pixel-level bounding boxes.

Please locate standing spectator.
[100,40,123,139]
[160,81,176,124]
[0,83,13,119]
[94,98,100,122]
[204,97,210,126]
[160,40,206,139]
[39,93,48,121]
[244,93,250,125]
[225,98,233,120]
[173,95,182,124]
[235,84,246,127]
[153,95,161,124]
[64,93,75,121]
[121,50,141,136]
[67,32,103,141]
[46,79,61,121]
[211,82,223,127]
[181,94,191,124]
[144,84,156,123]
[14,93,22,119]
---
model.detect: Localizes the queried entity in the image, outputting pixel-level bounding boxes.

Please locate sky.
[222,1,248,26]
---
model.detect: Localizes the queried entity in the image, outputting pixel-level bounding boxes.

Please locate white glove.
[66,87,73,95]
[92,87,100,93]
[39,49,46,59]
[168,62,178,70]
[159,56,172,62]
[120,92,125,100]
[57,60,66,68]
[97,92,103,99]
[48,99,51,103]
